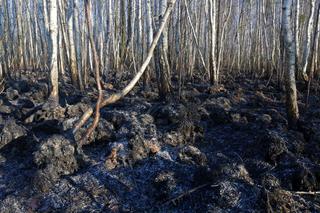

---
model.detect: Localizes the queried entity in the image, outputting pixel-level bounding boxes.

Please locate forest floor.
[1,71,320,212]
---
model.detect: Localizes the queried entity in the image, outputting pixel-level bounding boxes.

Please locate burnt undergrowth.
[1,72,320,212]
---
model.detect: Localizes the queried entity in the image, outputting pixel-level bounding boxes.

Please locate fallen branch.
[162,184,218,206]
[73,0,177,143]
[294,191,320,195]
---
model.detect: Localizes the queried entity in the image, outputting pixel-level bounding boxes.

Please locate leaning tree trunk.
[74,0,177,142]
[48,0,59,105]
[282,0,299,128]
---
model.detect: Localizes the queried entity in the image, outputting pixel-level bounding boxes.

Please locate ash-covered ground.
[1,72,320,212]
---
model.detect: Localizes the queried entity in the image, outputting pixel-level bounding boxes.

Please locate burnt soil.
[1,72,320,212]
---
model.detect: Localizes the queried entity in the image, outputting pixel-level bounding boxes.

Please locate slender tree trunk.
[68,0,79,89]
[15,0,25,69]
[137,0,143,65]
[217,0,232,77]
[155,0,172,100]
[74,0,83,90]
[126,0,135,58]
[302,0,317,81]
[295,0,300,65]
[120,0,126,61]
[143,0,154,89]
[209,0,219,85]
[81,0,103,144]
[315,9,320,76]
[307,3,320,79]
[106,0,113,74]
[43,0,50,69]
[48,0,59,104]
[3,0,10,75]
[282,0,299,128]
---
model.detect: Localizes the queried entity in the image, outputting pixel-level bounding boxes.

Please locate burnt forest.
[1,0,320,212]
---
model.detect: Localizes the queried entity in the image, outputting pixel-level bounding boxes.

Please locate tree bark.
[302,0,318,81]
[209,0,219,85]
[67,0,80,89]
[143,0,154,89]
[120,0,126,60]
[48,0,59,104]
[282,0,299,128]
[295,0,300,64]
[155,0,172,100]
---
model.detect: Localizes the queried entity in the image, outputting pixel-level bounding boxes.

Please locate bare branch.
[74,0,177,144]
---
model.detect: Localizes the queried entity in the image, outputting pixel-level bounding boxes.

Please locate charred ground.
[1,72,320,212]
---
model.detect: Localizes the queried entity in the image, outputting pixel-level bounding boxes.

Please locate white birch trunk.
[282,0,299,127]
[48,0,59,103]
[295,0,300,63]
[302,0,317,80]
[209,0,219,84]
[67,0,79,89]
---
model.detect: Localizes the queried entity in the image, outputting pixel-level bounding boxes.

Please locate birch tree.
[302,0,318,81]
[282,0,299,128]
[67,0,79,89]
[209,0,219,85]
[143,0,154,89]
[137,0,143,64]
[1,0,320,105]
[295,0,301,63]
[120,0,126,60]
[155,0,171,99]
[48,0,59,104]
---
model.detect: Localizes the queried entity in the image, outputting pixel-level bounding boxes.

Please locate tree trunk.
[155,0,172,100]
[282,0,299,128]
[302,0,317,81]
[48,0,59,104]
[43,0,50,69]
[143,0,154,89]
[67,0,80,89]
[209,0,219,85]
[120,0,126,61]
[295,0,300,65]
[307,3,320,79]
[81,0,103,144]
[126,0,135,60]
[137,0,143,65]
